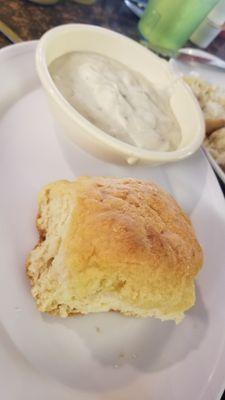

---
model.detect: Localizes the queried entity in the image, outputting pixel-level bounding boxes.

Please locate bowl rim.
[36,23,205,163]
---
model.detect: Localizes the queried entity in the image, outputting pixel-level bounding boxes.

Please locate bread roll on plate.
[26,177,203,322]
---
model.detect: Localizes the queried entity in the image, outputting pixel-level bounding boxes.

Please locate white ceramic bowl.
[36,24,205,165]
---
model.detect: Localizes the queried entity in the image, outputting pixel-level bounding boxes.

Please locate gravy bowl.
[36,24,204,165]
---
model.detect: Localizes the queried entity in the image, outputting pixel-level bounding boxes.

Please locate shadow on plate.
[43,285,208,391]
[54,125,207,216]
[0,80,40,119]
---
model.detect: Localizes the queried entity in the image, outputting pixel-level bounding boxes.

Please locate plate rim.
[0,39,37,58]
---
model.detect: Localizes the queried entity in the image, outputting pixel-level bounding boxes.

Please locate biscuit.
[26,177,203,322]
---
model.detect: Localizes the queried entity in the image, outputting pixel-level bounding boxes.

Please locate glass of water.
[139,0,221,56]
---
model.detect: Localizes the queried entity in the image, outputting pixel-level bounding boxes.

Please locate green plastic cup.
[139,0,221,56]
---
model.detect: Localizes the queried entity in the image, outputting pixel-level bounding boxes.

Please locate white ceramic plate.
[170,50,225,185]
[0,42,225,400]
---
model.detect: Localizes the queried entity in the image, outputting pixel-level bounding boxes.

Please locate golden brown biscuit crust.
[27,177,203,321]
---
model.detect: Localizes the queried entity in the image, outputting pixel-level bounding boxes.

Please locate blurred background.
[1,0,225,56]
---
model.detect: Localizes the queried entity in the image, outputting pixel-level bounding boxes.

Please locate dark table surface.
[0,0,140,46]
[1,0,225,54]
[0,2,225,398]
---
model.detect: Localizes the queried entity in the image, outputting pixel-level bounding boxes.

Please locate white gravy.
[49,52,181,151]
